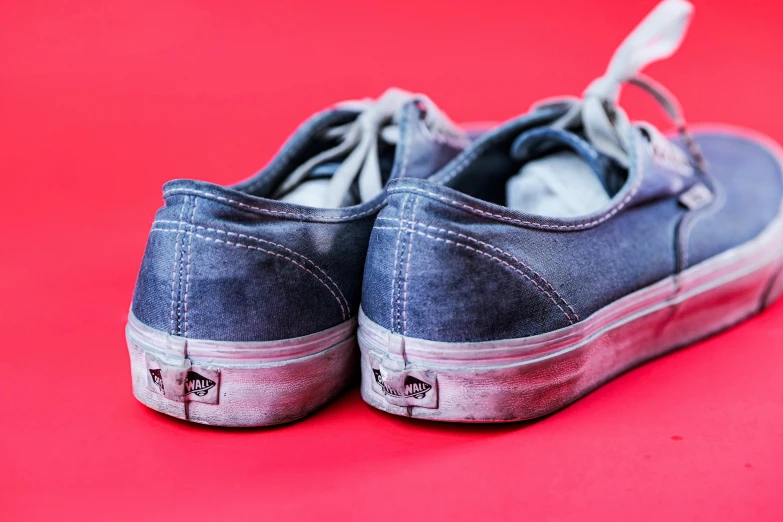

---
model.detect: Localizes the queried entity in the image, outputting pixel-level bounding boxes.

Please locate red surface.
[2,1,782,520]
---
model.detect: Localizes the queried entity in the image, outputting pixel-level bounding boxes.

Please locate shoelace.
[273,88,466,207]
[547,0,706,171]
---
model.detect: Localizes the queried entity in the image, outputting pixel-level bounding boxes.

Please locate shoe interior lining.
[446,125,627,218]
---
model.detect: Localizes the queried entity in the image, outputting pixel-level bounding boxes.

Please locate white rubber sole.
[126,315,357,427]
[359,205,783,422]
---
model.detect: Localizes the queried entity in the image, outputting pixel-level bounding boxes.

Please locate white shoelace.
[549,0,705,170]
[274,88,465,208]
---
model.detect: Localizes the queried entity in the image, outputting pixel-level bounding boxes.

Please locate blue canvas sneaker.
[126,89,468,426]
[359,0,783,422]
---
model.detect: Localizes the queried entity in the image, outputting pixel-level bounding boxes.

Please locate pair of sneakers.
[126,0,783,426]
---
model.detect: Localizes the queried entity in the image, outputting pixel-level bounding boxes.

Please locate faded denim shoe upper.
[134,89,467,341]
[127,89,468,426]
[358,1,783,422]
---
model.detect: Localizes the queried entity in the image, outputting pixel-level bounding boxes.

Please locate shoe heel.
[126,314,357,427]
[358,323,551,423]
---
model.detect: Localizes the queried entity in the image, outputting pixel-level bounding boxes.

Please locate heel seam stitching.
[377,217,579,321]
[402,197,421,335]
[169,196,189,336]
[373,224,575,325]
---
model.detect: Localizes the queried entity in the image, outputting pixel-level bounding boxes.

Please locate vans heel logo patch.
[370,357,438,409]
[372,369,432,399]
[149,369,165,393]
[145,354,220,404]
[184,371,216,397]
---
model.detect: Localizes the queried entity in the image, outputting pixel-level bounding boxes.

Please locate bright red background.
[1,1,782,520]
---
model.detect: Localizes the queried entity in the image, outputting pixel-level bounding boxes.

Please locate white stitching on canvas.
[156,221,350,316]
[402,197,421,334]
[378,216,579,321]
[177,203,192,335]
[176,198,192,336]
[390,195,412,331]
[183,198,197,337]
[151,227,348,321]
[169,197,188,335]
[373,225,574,325]
[162,188,385,222]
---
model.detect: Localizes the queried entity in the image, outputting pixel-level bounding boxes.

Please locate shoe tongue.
[279,90,466,208]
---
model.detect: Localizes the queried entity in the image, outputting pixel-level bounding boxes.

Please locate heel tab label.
[145,354,220,405]
[370,355,438,409]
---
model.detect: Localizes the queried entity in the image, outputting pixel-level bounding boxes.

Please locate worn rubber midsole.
[126,315,357,427]
[359,205,783,421]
